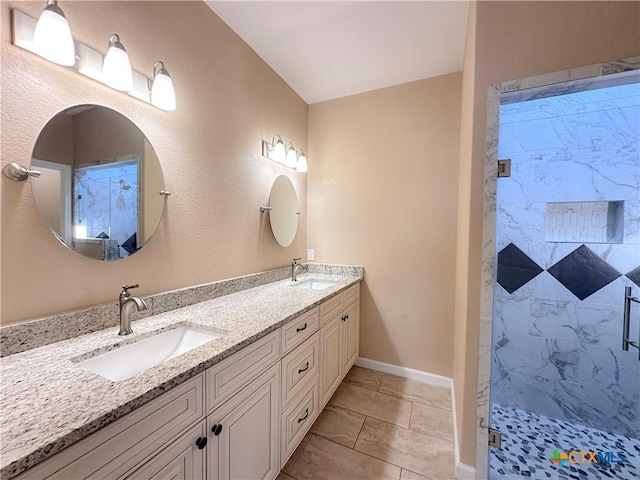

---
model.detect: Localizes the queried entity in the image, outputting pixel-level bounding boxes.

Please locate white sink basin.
[293,279,335,290]
[77,326,220,382]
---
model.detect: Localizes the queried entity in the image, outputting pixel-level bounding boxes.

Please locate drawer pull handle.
[297,408,309,423]
[298,362,310,374]
[296,323,308,332]
[212,424,223,436]
[195,437,207,449]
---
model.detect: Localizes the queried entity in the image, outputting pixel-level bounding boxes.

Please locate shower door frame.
[475,55,640,479]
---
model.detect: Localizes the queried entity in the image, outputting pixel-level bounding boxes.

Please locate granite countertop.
[0,271,362,479]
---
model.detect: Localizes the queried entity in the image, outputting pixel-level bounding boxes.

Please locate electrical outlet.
[307,249,315,261]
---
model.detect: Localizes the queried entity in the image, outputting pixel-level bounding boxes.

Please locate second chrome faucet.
[118,284,148,335]
[291,258,308,282]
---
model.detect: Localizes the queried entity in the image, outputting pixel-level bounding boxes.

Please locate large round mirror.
[268,175,299,247]
[30,105,166,261]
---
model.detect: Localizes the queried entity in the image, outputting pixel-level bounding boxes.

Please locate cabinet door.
[125,421,206,480]
[320,315,342,408]
[208,363,280,480]
[341,302,360,373]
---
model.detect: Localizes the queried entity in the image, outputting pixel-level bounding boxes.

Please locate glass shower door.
[488,75,640,479]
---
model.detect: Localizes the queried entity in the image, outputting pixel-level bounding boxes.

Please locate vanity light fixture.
[285,142,298,169]
[150,61,176,111]
[261,135,308,173]
[296,150,308,173]
[32,0,75,66]
[12,9,178,111]
[102,34,133,92]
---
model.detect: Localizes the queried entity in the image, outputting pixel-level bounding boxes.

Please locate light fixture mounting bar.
[261,140,272,159]
[12,9,154,107]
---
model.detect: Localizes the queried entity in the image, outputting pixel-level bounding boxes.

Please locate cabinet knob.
[212,424,223,436]
[195,437,207,449]
[341,315,346,322]
[346,314,349,320]
[296,323,308,332]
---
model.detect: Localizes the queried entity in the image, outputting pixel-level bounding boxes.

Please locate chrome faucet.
[118,284,148,335]
[291,258,307,282]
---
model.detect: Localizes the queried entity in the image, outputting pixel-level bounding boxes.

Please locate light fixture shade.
[296,151,308,173]
[103,34,133,92]
[285,144,297,168]
[151,61,176,111]
[272,136,286,164]
[33,0,75,66]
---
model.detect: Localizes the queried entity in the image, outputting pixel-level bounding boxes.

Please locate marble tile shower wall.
[491,83,640,438]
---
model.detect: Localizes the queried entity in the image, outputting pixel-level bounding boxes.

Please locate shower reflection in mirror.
[72,157,139,260]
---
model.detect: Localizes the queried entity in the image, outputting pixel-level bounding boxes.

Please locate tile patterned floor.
[489,403,640,479]
[280,366,455,480]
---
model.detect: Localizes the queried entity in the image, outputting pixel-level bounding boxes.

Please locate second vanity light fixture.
[262,135,308,173]
[12,1,177,111]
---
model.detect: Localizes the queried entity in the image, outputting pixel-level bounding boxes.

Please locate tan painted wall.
[453,0,478,469]
[1,1,308,324]
[308,73,462,377]
[454,0,640,467]
[73,106,143,165]
[31,112,74,165]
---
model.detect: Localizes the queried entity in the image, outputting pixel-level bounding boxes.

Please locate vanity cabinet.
[12,282,361,480]
[320,283,360,408]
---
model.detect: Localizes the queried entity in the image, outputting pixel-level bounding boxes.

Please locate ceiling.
[205,1,470,104]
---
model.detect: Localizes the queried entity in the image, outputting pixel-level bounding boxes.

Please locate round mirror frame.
[30,104,167,261]
[268,175,299,247]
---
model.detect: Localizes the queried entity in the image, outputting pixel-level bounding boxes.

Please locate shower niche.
[545,200,624,243]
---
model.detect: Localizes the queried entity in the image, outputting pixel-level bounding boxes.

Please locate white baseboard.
[456,462,476,479]
[354,357,453,389]
[355,357,476,479]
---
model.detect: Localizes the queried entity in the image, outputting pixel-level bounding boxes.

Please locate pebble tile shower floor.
[490,404,640,479]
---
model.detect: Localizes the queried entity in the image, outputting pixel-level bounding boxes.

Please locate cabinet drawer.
[17,375,205,480]
[206,330,280,413]
[281,307,319,355]
[281,332,319,408]
[342,283,360,308]
[320,294,342,326]
[280,382,319,468]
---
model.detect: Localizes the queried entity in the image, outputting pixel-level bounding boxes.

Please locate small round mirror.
[268,175,299,247]
[30,105,166,261]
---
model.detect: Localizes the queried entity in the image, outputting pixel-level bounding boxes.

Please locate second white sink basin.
[77,326,220,382]
[293,278,335,290]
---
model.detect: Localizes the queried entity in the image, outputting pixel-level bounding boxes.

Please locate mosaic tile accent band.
[490,403,639,480]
